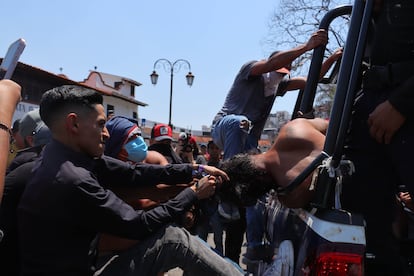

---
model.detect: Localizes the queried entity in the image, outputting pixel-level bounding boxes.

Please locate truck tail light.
[314,251,364,276]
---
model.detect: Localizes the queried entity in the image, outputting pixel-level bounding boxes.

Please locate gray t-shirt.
[213,61,287,140]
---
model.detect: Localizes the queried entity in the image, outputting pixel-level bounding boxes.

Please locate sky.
[1,0,302,130]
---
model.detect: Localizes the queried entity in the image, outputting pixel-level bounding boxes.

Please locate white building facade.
[81,71,147,119]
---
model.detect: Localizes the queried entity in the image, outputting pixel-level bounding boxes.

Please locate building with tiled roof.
[3,60,147,124]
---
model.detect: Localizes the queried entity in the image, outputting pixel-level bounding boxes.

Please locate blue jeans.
[212,115,265,251]
[209,210,226,254]
[211,114,257,160]
[246,196,265,248]
[96,224,244,276]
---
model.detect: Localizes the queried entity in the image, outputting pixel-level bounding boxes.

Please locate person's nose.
[102,126,110,140]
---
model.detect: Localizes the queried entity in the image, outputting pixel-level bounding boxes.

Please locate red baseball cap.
[276,67,290,75]
[151,124,173,141]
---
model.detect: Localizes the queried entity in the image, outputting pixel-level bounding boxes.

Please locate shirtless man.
[219,118,328,209]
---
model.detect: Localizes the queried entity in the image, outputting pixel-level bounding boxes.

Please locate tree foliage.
[264,0,352,70]
[264,0,353,116]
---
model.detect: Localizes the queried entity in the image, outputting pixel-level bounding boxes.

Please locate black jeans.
[224,207,246,264]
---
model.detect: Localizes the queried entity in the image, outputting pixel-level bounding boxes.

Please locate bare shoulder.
[144,150,169,165]
[282,118,328,136]
[250,59,268,76]
[303,118,328,134]
[275,118,327,151]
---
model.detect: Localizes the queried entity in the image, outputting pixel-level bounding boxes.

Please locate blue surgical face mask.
[124,136,148,163]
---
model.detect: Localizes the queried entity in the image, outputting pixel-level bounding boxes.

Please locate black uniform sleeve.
[78,175,197,239]
[94,155,193,188]
[388,75,414,118]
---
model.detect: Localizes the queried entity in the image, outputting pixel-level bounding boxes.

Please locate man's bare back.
[220,118,328,208]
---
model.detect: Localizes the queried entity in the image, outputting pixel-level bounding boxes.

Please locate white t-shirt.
[263,71,285,97]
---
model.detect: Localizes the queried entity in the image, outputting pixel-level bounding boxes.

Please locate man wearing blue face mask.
[105,116,168,165]
[103,115,194,251]
[123,135,148,163]
[104,116,198,213]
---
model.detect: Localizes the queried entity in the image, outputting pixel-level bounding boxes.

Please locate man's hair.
[40,85,103,129]
[219,153,274,206]
[207,140,216,150]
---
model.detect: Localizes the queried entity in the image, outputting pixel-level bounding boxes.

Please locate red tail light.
[315,252,363,276]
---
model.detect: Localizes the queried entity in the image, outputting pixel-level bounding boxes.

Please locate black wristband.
[0,121,12,138]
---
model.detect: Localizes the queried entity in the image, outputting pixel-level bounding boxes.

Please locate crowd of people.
[0,80,332,276]
[2,85,247,276]
[0,1,413,275]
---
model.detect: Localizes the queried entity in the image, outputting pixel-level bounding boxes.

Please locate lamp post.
[150,58,194,128]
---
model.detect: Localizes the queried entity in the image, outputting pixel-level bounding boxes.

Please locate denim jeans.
[209,210,226,254]
[212,114,264,255]
[211,114,257,160]
[246,196,266,248]
[96,224,244,276]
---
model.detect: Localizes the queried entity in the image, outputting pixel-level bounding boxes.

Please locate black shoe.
[242,244,274,263]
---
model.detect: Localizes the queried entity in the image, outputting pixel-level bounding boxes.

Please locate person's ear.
[66,113,80,133]
[25,135,35,148]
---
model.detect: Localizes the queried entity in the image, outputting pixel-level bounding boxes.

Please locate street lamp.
[150,58,194,128]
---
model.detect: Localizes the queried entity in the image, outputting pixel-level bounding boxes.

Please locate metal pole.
[169,66,174,127]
